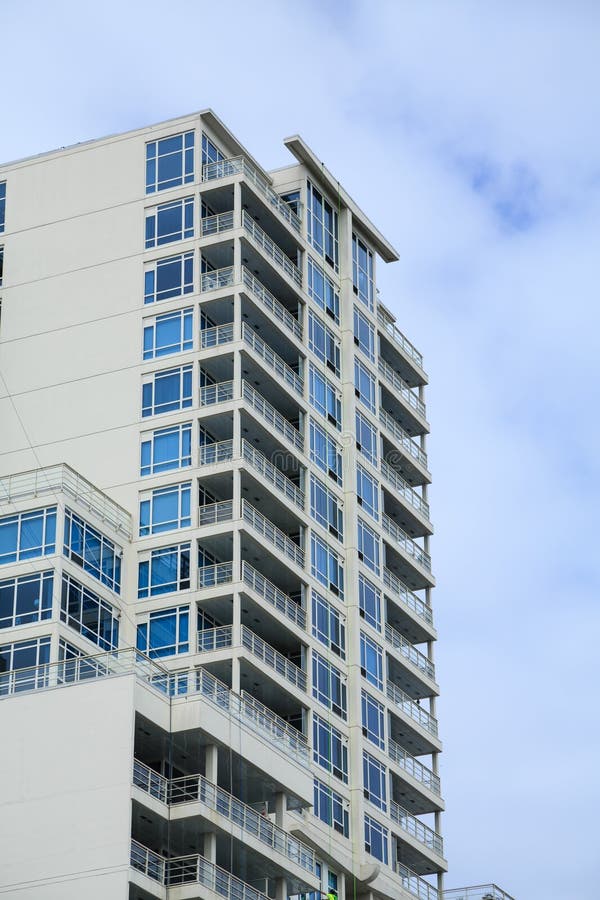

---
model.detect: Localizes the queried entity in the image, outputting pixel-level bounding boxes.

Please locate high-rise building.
[0,110,444,900]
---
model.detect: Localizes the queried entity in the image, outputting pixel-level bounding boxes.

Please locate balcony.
[390,799,444,860]
[242,380,304,451]
[394,861,440,900]
[381,459,431,526]
[241,625,306,692]
[379,408,429,476]
[387,681,438,738]
[130,839,165,884]
[201,209,235,237]
[383,567,434,632]
[378,357,427,422]
[200,380,236,407]
[200,322,235,349]
[242,562,306,630]
[200,264,236,293]
[197,625,233,652]
[388,737,441,798]
[243,210,302,287]
[444,886,516,900]
[198,499,234,527]
[242,499,304,569]
[242,266,303,341]
[242,322,303,396]
[382,513,432,574]
[377,307,426,378]
[198,561,234,588]
[202,155,302,234]
[385,622,435,682]
[199,440,235,466]
[242,439,304,510]
[133,760,316,875]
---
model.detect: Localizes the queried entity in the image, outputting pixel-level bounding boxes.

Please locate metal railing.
[198,439,235,465]
[202,155,302,234]
[241,625,306,692]
[388,738,441,796]
[377,307,425,371]
[242,500,304,568]
[385,622,435,681]
[133,759,169,803]
[395,861,440,900]
[241,439,304,509]
[200,265,235,292]
[378,358,426,419]
[242,380,304,451]
[383,567,434,627]
[197,625,233,652]
[443,885,515,900]
[242,266,302,340]
[167,852,268,899]
[390,800,444,857]
[379,409,428,470]
[198,561,234,588]
[386,681,438,737]
[200,322,235,349]
[198,500,234,527]
[382,513,432,573]
[381,459,430,521]
[242,562,306,629]
[240,689,308,762]
[199,380,236,406]
[242,322,303,395]
[242,210,302,286]
[130,839,165,883]
[201,210,235,237]
[0,463,132,537]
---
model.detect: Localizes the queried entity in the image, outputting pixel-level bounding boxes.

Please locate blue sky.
[3,1,600,897]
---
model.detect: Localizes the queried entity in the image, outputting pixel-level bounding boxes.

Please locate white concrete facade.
[0,110,444,900]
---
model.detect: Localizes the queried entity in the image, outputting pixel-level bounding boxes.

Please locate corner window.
[312,589,346,660]
[361,689,385,749]
[313,714,348,783]
[354,306,375,361]
[145,197,194,249]
[357,465,380,521]
[310,475,343,540]
[143,308,193,360]
[202,134,226,166]
[144,251,194,304]
[0,636,51,693]
[360,631,383,690]
[312,651,347,719]
[137,605,189,658]
[146,131,194,194]
[352,234,374,311]
[140,423,192,476]
[307,181,339,271]
[139,482,191,536]
[309,365,342,430]
[308,310,340,377]
[307,257,339,323]
[63,509,122,594]
[314,778,349,837]
[358,518,380,575]
[363,751,387,811]
[141,364,193,417]
[355,358,377,413]
[311,533,344,598]
[0,571,53,629]
[0,506,57,566]
[356,411,378,466]
[364,814,388,864]
[61,573,119,651]
[359,574,381,632]
[138,542,191,598]
[309,419,343,486]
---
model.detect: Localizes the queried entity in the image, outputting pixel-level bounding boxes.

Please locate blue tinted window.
[143,308,193,360]
[310,475,343,540]
[146,131,194,193]
[357,465,379,521]
[353,234,374,311]
[309,419,342,486]
[63,509,121,594]
[355,358,377,413]
[0,506,56,566]
[0,182,5,233]
[362,689,385,749]
[0,571,53,629]
[361,631,383,690]
[139,483,191,536]
[363,751,387,811]
[138,542,190,598]
[358,519,380,575]
[354,306,375,361]
[313,778,349,836]
[0,636,50,693]
[359,574,381,632]
[145,197,194,249]
[61,573,119,651]
[142,364,193,417]
[364,814,388,864]
[307,182,338,271]
[309,365,341,430]
[312,589,345,660]
[140,423,192,476]
[308,310,340,376]
[312,651,347,719]
[137,605,189,658]
[202,134,226,166]
[307,257,339,322]
[313,714,348,783]
[311,533,344,599]
[356,411,378,466]
[144,252,194,304]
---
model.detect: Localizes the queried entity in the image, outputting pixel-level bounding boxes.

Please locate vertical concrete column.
[233,183,242,279]
[338,871,347,900]
[204,832,217,863]
[275,791,286,828]
[205,743,218,782]
[275,877,288,900]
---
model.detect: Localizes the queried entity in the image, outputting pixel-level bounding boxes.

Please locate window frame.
[139,482,192,536]
[311,532,344,598]
[145,197,194,249]
[313,777,349,837]
[360,631,384,690]
[354,357,377,414]
[313,713,349,783]
[60,572,119,651]
[63,508,122,594]
[309,419,343,486]
[142,307,193,360]
[141,364,193,418]
[145,131,195,194]
[138,542,191,599]
[310,474,343,540]
[136,604,190,659]
[362,689,386,749]
[358,518,381,575]
[311,589,346,660]
[357,464,380,521]
[0,570,53,630]
[0,506,57,567]
[312,650,347,720]
[309,364,342,431]
[144,251,194,304]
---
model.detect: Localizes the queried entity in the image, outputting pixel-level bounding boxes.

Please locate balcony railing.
[201,210,235,237]
[378,358,426,419]
[379,409,428,470]
[198,561,234,588]
[241,439,305,510]
[199,439,235,466]
[383,567,434,628]
[199,380,236,406]
[198,500,234,527]
[382,513,432,573]
[240,688,308,763]
[388,738,441,796]
[394,861,440,900]
[197,625,233,652]
[200,265,235,292]
[377,307,425,371]
[242,322,303,395]
[242,562,306,630]
[242,500,304,568]
[202,155,302,234]
[200,322,235,349]
[444,885,516,900]
[390,800,444,857]
[241,625,306,692]
[242,210,302,287]
[385,622,435,682]
[167,852,268,899]
[242,266,303,340]
[0,463,132,538]
[133,759,169,803]
[381,459,430,521]
[387,681,438,738]
[242,380,304,451]
[130,839,165,883]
